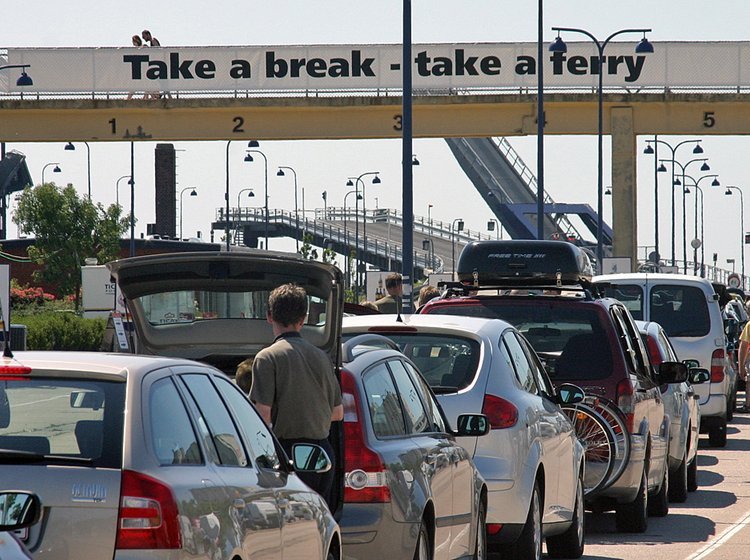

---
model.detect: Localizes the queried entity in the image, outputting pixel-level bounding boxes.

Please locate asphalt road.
[578,407,750,560]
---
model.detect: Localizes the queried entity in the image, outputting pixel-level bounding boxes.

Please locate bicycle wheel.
[562,403,617,497]
[584,396,632,492]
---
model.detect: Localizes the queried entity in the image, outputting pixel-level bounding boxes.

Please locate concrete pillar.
[154,143,176,239]
[610,107,638,270]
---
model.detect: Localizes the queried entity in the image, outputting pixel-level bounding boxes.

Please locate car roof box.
[456,240,594,288]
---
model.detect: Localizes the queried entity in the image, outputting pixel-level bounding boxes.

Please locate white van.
[594,273,736,447]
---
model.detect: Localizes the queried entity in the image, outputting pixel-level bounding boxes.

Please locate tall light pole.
[725,186,745,286]
[536,0,545,240]
[451,218,465,279]
[658,157,710,273]
[115,175,131,207]
[235,188,255,246]
[684,174,719,276]
[246,144,269,249]
[277,165,299,252]
[427,203,434,271]
[402,0,414,313]
[343,189,362,295]
[41,162,61,185]
[179,187,198,240]
[644,138,704,266]
[347,172,381,301]
[551,27,653,273]
[64,141,91,199]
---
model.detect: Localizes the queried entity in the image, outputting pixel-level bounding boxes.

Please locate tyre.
[502,482,542,560]
[473,499,487,560]
[414,522,432,560]
[547,474,585,559]
[727,396,734,422]
[615,465,648,533]
[648,464,669,517]
[668,451,689,503]
[708,422,727,447]
[687,454,699,492]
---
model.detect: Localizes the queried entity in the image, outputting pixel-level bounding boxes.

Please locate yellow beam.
[2,93,750,142]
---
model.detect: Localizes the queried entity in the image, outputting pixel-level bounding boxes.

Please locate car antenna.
[1,293,12,358]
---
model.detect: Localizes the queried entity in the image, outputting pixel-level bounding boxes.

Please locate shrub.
[14,312,106,351]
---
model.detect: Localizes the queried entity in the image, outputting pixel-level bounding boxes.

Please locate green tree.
[13,183,129,310]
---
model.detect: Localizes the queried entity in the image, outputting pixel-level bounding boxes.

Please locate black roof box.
[456,240,594,288]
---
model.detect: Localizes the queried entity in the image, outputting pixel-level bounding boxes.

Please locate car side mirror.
[556,383,585,405]
[0,491,42,531]
[455,414,490,437]
[291,443,332,474]
[657,361,688,384]
[688,368,711,385]
[683,359,700,369]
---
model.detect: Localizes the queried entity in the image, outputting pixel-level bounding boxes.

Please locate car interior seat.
[75,420,104,458]
[441,353,472,388]
[555,333,613,380]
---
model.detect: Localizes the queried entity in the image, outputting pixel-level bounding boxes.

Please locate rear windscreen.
[0,378,125,468]
[343,333,480,391]
[428,302,613,381]
[598,284,644,319]
[649,284,710,337]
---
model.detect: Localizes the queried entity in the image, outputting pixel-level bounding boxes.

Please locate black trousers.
[279,437,336,511]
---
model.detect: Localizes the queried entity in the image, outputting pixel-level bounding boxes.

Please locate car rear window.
[598,284,644,319]
[0,378,125,468]
[650,284,710,337]
[428,301,613,381]
[343,333,480,391]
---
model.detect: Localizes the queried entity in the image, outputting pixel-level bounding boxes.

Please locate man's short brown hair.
[268,284,308,326]
[385,273,402,290]
[417,285,440,307]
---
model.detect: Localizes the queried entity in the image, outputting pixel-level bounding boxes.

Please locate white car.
[343,314,586,560]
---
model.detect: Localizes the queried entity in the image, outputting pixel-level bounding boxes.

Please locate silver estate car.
[0,352,340,559]
[343,314,587,560]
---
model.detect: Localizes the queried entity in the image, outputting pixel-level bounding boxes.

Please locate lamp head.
[248,140,260,148]
[712,178,721,187]
[487,220,495,231]
[372,175,381,184]
[190,189,198,197]
[64,142,75,151]
[643,144,654,155]
[684,187,690,194]
[276,168,285,176]
[346,179,354,187]
[605,188,612,195]
[692,143,704,154]
[700,162,710,172]
[725,189,733,195]
[657,163,667,173]
[244,153,253,162]
[16,70,33,87]
[635,37,654,54]
[673,178,681,186]
[53,165,61,173]
[457,220,464,231]
[412,155,420,166]
[356,193,363,200]
[549,36,567,53]
[248,190,255,197]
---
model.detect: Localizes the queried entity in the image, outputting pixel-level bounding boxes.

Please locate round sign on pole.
[691,238,702,250]
[728,273,741,289]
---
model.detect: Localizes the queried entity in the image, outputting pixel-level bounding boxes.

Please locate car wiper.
[0,449,94,465]
[430,385,460,394]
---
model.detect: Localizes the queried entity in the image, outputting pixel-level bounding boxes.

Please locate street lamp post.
[277,166,300,252]
[684,174,718,276]
[451,218,465,279]
[178,187,198,240]
[659,157,710,273]
[644,138,704,266]
[0,64,33,87]
[115,175,131,207]
[64,141,91,199]
[427,204,434,270]
[236,188,255,245]
[725,186,745,286]
[41,162,61,185]
[347,172,381,302]
[551,27,653,273]
[246,145,269,249]
[344,189,362,295]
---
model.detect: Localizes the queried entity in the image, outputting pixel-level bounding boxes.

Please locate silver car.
[0,352,340,559]
[343,314,586,560]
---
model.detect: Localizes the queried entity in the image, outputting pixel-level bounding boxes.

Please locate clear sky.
[3,1,750,274]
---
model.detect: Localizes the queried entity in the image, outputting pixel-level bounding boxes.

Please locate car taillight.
[616,379,635,433]
[116,470,181,550]
[481,394,518,429]
[645,336,663,365]
[487,523,503,535]
[711,349,725,382]
[341,370,390,503]
[0,358,32,380]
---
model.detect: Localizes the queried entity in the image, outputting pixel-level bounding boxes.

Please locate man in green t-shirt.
[250,283,343,508]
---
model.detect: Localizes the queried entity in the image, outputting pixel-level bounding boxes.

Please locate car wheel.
[648,464,669,517]
[687,454,699,492]
[506,481,542,560]
[473,500,487,560]
[615,465,648,533]
[727,396,734,422]
[708,422,728,447]
[668,451,689,503]
[414,522,432,560]
[546,474,585,559]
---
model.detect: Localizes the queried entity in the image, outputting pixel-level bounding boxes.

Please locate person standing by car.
[250,284,343,508]
[374,272,402,313]
[737,320,750,412]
